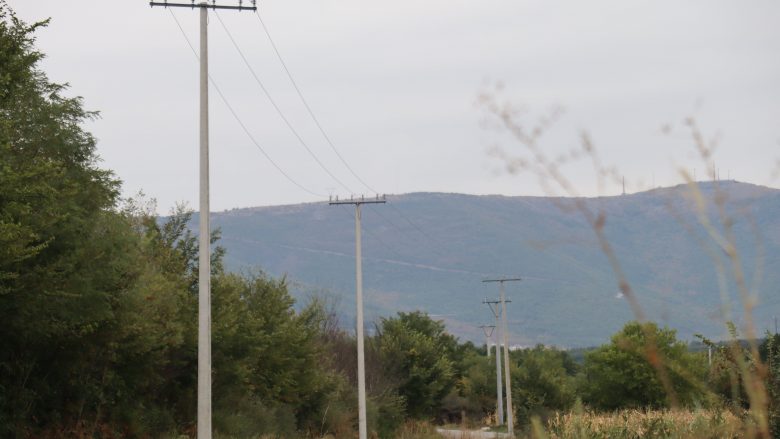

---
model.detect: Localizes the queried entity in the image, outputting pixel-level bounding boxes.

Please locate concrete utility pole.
[149,2,256,438]
[483,278,522,437]
[479,325,496,359]
[484,298,510,426]
[329,195,386,439]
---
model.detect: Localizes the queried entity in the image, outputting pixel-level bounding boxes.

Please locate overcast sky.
[11,0,780,212]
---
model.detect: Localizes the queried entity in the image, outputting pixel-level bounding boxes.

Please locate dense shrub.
[579,322,707,410]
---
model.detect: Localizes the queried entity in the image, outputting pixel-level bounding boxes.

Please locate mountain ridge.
[193,181,780,347]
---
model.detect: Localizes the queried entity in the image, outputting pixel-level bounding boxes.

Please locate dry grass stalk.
[479,86,773,437]
[540,408,744,439]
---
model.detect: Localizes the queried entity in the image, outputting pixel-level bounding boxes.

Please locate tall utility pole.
[483,278,522,437]
[329,195,386,439]
[149,2,256,438]
[484,298,510,426]
[479,325,496,359]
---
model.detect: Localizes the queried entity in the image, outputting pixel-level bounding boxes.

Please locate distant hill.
[192,181,780,347]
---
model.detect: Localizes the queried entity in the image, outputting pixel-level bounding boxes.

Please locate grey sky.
[12,0,780,212]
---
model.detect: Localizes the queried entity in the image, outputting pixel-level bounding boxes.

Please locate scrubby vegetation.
[2,2,778,438]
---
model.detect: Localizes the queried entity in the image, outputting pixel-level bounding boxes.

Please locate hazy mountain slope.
[195,181,780,347]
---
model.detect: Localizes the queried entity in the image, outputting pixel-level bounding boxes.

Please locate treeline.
[0,4,316,436]
[2,3,780,437]
[0,5,460,436]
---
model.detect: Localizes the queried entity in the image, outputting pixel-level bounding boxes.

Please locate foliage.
[510,345,578,425]
[579,321,707,411]
[211,271,343,436]
[0,2,134,433]
[450,349,496,421]
[698,334,747,409]
[367,391,407,439]
[376,311,459,419]
[760,333,780,437]
[0,4,346,436]
[2,3,776,436]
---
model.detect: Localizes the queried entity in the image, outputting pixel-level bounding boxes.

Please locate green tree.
[760,333,779,436]
[0,3,135,432]
[697,327,752,410]
[210,272,343,436]
[450,348,495,421]
[579,321,707,411]
[0,3,118,293]
[377,311,459,419]
[511,345,578,425]
[0,4,354,436]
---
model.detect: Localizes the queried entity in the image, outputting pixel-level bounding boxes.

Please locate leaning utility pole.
[483,278,522,437]
[329,195,386,439]
[484,298,510,426]
[479,324,496,359]
[149,2,256,438]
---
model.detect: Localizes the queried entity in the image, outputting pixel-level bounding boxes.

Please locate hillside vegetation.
[208,184,779,347]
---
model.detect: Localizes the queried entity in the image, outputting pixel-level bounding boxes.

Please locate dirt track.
[435,427,510,438]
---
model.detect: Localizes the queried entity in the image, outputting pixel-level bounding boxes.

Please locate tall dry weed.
[479,84,773,437]
[540,408,744,439]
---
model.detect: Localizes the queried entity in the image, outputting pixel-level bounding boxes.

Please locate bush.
[762,333,780,437]
[579,321,707,410]
[512,345,578,425]
[370,392,407,439]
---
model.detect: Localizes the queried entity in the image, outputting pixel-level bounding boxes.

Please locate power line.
[363,205,449,260]
[168,9,325,198]
[155,3,258,438]
[334,194,452,262]
[187,11,562,295]
[482,277,521,437]
[478,324,496,360]
[213,11,353,193]
[482,297,506,426]
[334,203,408,262]
[254,11,378,195]
[328,195,387,439]
[386,200,449,256]
[247,14,459,261]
